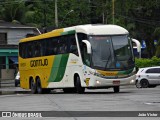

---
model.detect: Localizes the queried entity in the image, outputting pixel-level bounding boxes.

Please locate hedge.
[135,56,160,68]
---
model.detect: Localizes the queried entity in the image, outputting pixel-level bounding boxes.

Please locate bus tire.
[36,78,43,94]
[113,86,120,93]
[30,78,37,94]
[75,76,85,94]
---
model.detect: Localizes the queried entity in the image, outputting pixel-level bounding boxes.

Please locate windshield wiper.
[104,48,111,70]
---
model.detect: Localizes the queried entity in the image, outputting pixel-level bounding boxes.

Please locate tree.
[57,0,91,28]
[154,27,160,57]
[0,0,159,58]
[114,0,160,57]
[1,0,26,23]
[24,0,47,27]
[24,0,91,28]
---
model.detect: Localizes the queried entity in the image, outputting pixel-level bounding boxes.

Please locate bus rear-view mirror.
[82,40,91,54]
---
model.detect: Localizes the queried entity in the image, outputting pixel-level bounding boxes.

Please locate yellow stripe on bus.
[97,70,118,76]
[20,29,64,42]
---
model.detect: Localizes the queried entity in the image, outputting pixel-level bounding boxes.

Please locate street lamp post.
[112,0,115,24]
[60,10,74,27]
[55,0,58,28]
[43,0,47,32]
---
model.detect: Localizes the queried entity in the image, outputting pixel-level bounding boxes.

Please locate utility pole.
[55,0,58,28]
[43,0,47,33]
[112,0,115,24]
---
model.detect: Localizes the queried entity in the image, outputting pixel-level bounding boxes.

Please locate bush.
[135,56,160,68]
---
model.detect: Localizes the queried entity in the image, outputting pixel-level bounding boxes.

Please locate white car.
[136,66,160,88]
[15,71,20,87]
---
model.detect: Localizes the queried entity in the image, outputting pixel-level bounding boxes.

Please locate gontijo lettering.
[30,59,48,67]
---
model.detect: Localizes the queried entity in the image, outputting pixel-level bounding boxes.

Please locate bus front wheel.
[113,86,120,93]
[75,76,85,94]
[30,79,37,94]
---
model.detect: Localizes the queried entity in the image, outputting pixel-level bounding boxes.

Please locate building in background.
[0,21,36,79]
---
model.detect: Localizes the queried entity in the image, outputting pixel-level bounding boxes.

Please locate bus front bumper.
[84,74,136,87]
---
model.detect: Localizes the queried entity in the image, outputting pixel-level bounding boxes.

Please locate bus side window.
[53,47,57,54]
[34,42,39,57]
[45,38,57,56]
[27,42,33,58]
[52,38,59,55]
[69,35,78,56]
[77,33,89,65]
[70,45,77,53]
[41,40,46,56]
[59,44,66,54]
[82,43,90,66]
[58,36,68,54]
[19,43,26,58]
[47,40,53,55]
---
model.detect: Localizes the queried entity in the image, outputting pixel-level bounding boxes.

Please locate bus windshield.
[89,35,134,70]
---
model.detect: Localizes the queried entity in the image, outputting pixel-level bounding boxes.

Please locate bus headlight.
[130,79,135,84]
[96,80,101,84]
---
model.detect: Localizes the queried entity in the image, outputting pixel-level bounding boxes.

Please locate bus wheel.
[113,86,120,93]
[75,76,85,94]
[36,78,43,94]
[30,79,37,94]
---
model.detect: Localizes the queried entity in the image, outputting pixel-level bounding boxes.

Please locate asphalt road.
[0,85,160,120]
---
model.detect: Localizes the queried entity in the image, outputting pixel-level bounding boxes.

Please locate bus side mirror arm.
[82,40,92,54]
[132,38,141,58]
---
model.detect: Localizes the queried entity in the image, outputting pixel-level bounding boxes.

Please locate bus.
[19,24,137,94]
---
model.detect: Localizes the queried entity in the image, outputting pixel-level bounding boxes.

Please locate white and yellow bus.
[19,24,137,94]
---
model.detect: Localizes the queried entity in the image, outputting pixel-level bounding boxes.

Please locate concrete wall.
[0,28,34,45]
[1,69,15,79]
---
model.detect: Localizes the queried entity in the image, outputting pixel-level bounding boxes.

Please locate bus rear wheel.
[113,86,120,93]
[36,78,43,94]
[75,76,85,94]
[36,78,51,94]
[30,79,37,94]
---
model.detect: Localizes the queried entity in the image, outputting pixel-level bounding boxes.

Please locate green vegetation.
[135,56,160,68]
[0,0,160,57]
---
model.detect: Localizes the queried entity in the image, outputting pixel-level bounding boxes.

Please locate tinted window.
[19,34,78,58]
[77,33,89,65]
[19,43,26,58]
[45,37,58,56]
[146,68,160,73]
[69,35,78,56]
[58,36,68,54]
